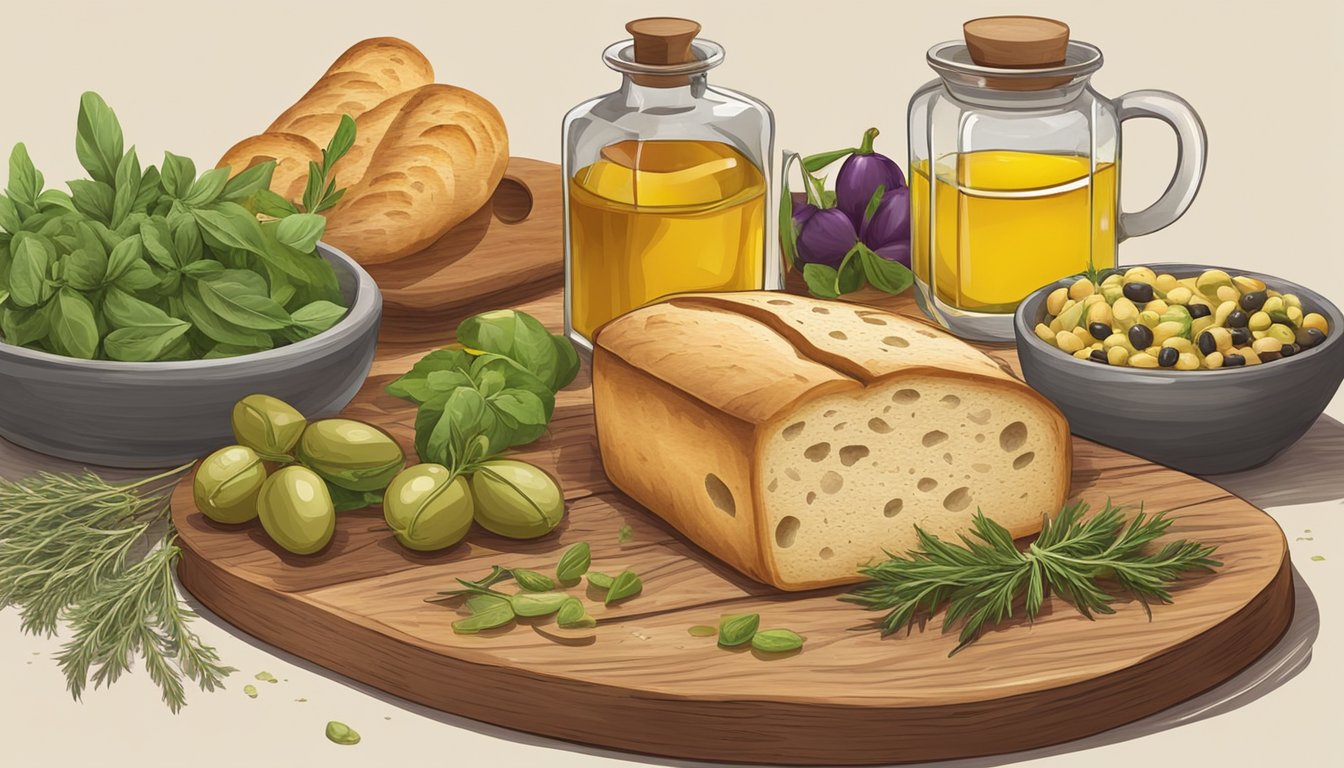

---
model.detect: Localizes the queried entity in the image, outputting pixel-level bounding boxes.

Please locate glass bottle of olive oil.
[562,18,774,348]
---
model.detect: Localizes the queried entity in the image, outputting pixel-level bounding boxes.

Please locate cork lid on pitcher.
[963,16,1073,90]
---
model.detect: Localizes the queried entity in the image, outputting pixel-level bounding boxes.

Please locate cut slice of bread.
[592,292,1072,591]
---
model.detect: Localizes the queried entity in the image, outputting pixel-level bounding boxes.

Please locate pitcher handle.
[1114,90,1207,242]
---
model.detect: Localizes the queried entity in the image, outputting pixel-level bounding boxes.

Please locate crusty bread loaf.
[216,37,509,264]
[592,292,1072,591]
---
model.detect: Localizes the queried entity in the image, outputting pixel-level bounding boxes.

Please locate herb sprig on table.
[0,465,234,710]
[0,92,354,361]
[844,500,1220,655]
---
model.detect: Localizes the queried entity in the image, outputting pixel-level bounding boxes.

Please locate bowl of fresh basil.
[0,242,381,468]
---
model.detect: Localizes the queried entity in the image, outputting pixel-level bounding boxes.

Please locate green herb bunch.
[845,500,1221,655]
[0,92,354,361]
[386,309,580,474]
[0,465,234,711]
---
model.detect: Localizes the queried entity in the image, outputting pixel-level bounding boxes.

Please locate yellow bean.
[1073,349,1093,360]
[1056,301,1086,330]
[1086,301,1114,327]
[1102,285,1124,303]
[1107,346,1129,365]
[1123,266,1157,285]
[1152,321,1187,345]
[1287,306,1304,326]
[1101,273,1123,288]
[1207,326,1233,351]
[1145,299,1170,314]
[1249,311,1271,332]
[1268,324,1296,344]
[1253,337,1283,355]
[1033,323,1056,343]
[1195,269,1233,296]
[1138,310,1161,328]
[1267,289,1282,299]
[1154,273,1179,295]
[1214,301,1237,327]
[1068,278,1095,301]
[1083,293,1106,307]
[1074,329,1098,348]
[1240,347,1263,365]
[1162,337,1195,353]
[1216,285,1241,304]
[1252,330,1268,341]
[1112,297,1139,327]
[1055,332,1084,353]
[1165,286,1193,305]
[1104,333,1136,353]
[1233,276,1266,293]
[1129,352,1160,368]
[1049,316,1063,332]
[1046,288,1069,317]
[1284,293,1302,310]
[1262,296,1285,315]
[1191,316,1214,336]
[1204,351,1224,369]
[1176,352,1201,370]
[1303,312,1329,333]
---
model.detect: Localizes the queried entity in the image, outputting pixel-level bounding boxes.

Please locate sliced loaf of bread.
[592,292,1071,591]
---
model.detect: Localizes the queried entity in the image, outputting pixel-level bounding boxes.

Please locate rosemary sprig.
[844,500,1221,655]
[0,464,235,711]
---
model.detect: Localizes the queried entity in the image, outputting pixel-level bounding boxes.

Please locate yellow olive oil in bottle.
[562,18,774,347]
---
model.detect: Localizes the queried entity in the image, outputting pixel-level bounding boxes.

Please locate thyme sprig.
[844,500,1221,655]
[0,464,235,711]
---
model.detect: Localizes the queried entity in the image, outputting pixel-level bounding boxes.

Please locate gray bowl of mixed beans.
[1014,264,1344,474]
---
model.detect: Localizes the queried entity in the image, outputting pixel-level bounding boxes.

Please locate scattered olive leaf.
[510,592,571,618]
[618,524,634,544]
[512,568,556,593]
[1311,555,1326,562]
[242,684,258,699]
[587,572,614,590]
[751,629,805,653]
[556,597,596,628]
[555,542,591,584]
[324,721,361,746]
[604,570,642,605]
[717,613,760,647]
[254,671,277,684]
[452,594,514,634]
[687,625,717,638]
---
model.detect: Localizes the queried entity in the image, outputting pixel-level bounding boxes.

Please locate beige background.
[2,1,1340,766]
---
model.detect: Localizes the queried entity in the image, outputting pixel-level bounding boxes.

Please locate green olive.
[231,394,306,459]
[383,464,473,552]
[256,465,335,555]
[470,459,565,540]
[193,445,267,525]
[297,418,405,492]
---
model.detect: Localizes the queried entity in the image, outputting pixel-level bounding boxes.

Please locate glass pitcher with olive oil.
[562,17,775,348]
[908,16,1206,341]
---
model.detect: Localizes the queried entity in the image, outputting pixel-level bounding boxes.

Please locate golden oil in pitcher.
[568,139,766,340]
[911,150,1117,313]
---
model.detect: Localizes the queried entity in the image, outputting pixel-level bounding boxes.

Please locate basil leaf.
[325,115,357,168]
[555,598,595,629]
[160,151,196,199]
[50,288,99,359]
[36,189,77,215]
[139,218,177,269]
[192,202,269,257]
[275,213,325,253]
[170,215,203,264]
[386,348,474,402]
[103,234,142,282]
[802,263,840,299]
[74,92,124,186]
[102,287,178,329]
[511,568,556,593]
[717,613,760,647]
[836,245,866,294]
[9,235,53,307]
[181,260,224,277]
[113,211,147,239]
[114,261,158,292]
[0,195,21,234]
[327,483,383,512]
[63,249,107,291]
[6,143,43,216]
[182,167,230,208]
[133,165,162,212]
[205,268,268,296]
[67,180,114,224]
[250,189,299,219]
[857,243,914,296]
[469,355,555,416]
[110,147,141,228]
[103,323,190,362]
[551,334,580,390]
[490,388,548,429]
[604,570,642,605]
[221,161,276,202]
[457,310,560,391]
[412,397,449,465]
[426,369,473,395]
[301,160,324,214]
[475,367,506,398]
[750,628,804,653]
[183,287,274,348]
[555,542,591,585]
[287,299,346,338]
[196,275,291,330]
[428,386,493,464]
[1,305,50,346]
[201,342,269,359]
[862,184,887,227]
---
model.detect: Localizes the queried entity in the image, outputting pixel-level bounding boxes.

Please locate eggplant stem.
[859,127,880,154]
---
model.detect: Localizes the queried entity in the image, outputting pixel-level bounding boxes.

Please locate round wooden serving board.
[172,181,1293,765]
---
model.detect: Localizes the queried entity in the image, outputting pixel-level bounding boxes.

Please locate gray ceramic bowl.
[0,243,381,468]
[1015,264,1344,474]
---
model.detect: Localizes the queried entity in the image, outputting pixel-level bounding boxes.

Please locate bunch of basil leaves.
[386,310,580,472]
[0,92,353,362]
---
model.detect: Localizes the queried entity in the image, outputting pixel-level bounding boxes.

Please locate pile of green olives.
[194,394,567,556]
[1036,267,1331,370]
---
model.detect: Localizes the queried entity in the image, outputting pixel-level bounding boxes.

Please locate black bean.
[1230,327,1251,346]
[1259,350,1282,363]
[1227,309,1249,328]
[1088,322,1112,341]
[1157,347,1179,367]
[1240,291,1267,312]
[1223,354,1247,367]
[1197,331,1217,355]
[1188,303,1212,319]
[1295,327,1326,349]
[1128,324,1154,349]
[1089,349,1109,364]
[1123,282,1155,303]
[1280,343,1299,358]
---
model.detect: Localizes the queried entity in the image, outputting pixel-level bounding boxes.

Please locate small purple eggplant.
[795,207,858,268]
[859,185,911,266]
[791,192,818,229]
[836,128,907,229]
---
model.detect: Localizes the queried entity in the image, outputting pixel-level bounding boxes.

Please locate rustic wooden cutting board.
[171,188,1293,765]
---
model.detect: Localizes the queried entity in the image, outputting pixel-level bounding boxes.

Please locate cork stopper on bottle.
[626,17,701,87]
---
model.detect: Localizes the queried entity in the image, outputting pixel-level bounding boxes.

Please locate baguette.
[592,292,1072,591]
